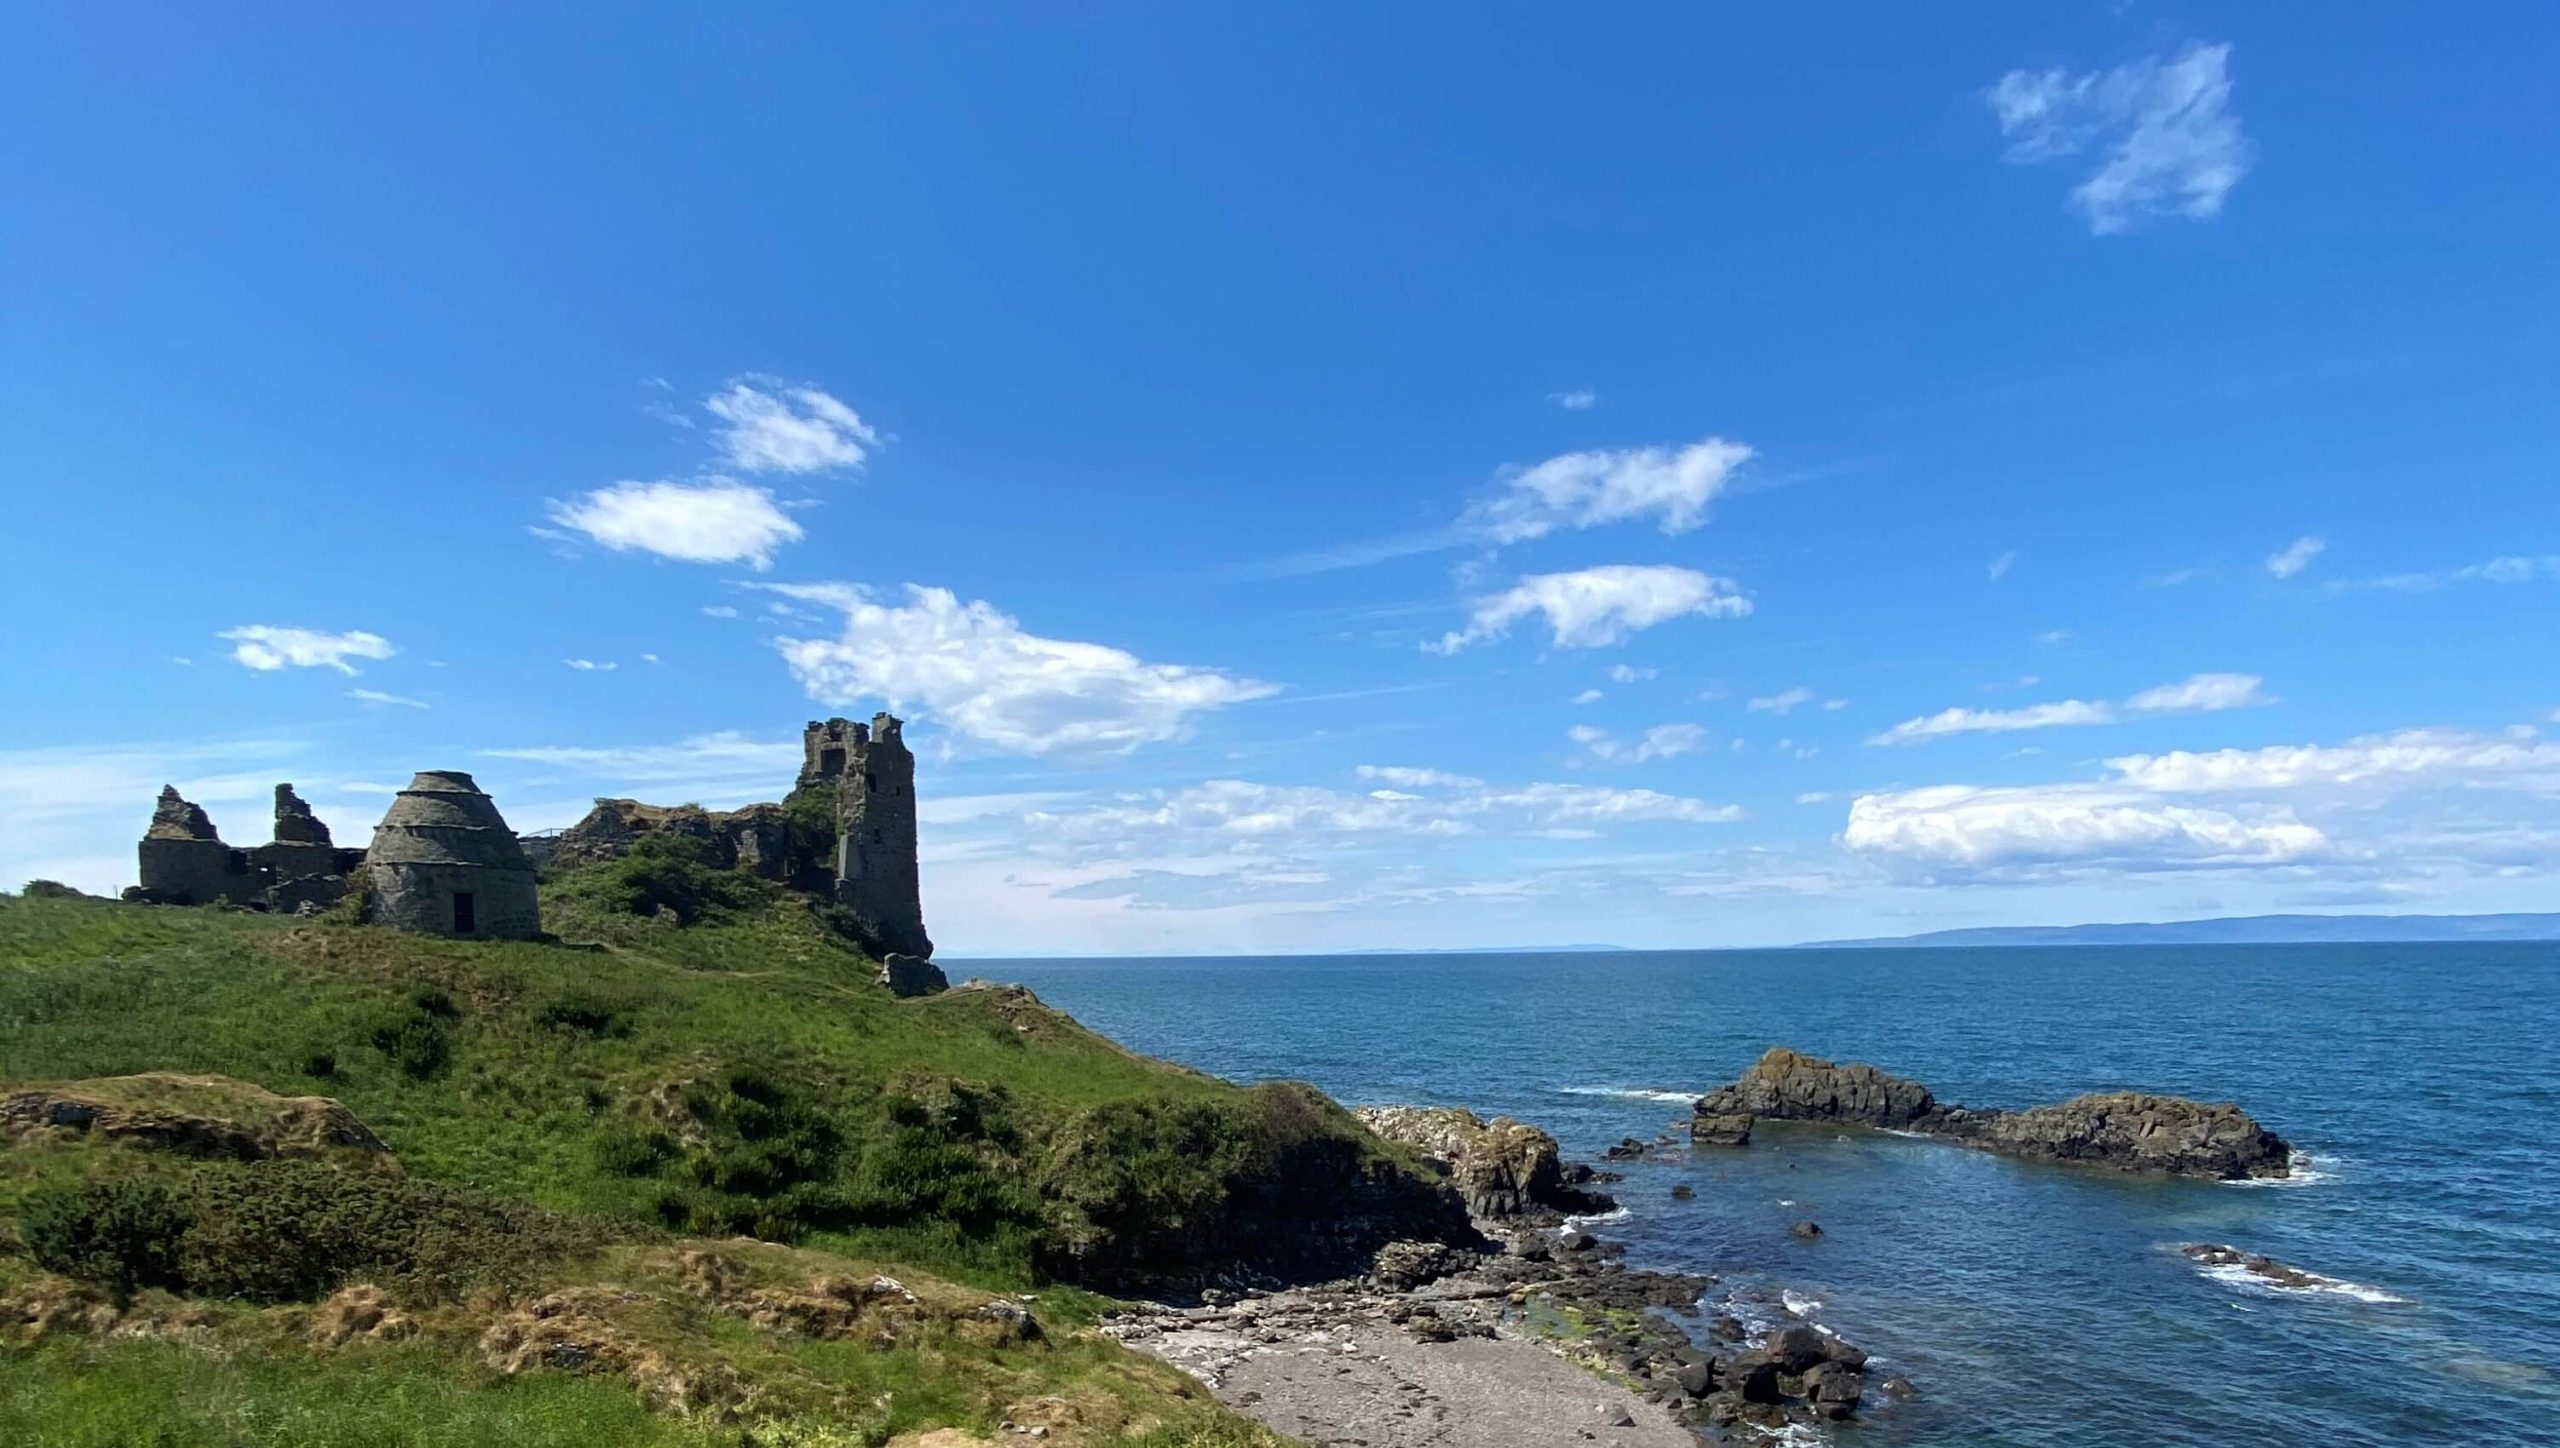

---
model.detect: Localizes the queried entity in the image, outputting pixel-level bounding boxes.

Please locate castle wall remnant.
[548,713,934,963]
[132,784,366,912]
[365,771,543,940]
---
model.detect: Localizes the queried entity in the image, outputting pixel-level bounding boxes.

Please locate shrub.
[20,1163,590,1304]
[21,1178,190,1304]
[587,835,767,926]
[20,880,87,900]
[535,994,628,1037]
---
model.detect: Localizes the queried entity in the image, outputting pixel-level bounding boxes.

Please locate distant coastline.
[1799,911,2560,949]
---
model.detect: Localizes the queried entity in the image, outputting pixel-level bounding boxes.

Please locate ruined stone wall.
[136,837,257,907]
[832,713,931,958]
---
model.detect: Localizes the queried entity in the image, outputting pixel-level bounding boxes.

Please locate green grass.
[0,888,1395,1445]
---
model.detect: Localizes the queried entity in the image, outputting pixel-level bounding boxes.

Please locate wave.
[1567,1207,1633,1227]
[2181,1245,2407,1305]
[2221,1148,2337,1187]
[1556,1085,1700,1105]
[1781,1289,1824,1317]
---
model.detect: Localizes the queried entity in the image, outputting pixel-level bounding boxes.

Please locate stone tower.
[364,771,542,939]
[799,715,931,959]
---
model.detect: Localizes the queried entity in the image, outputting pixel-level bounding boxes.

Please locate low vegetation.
[0,882,1406,1444]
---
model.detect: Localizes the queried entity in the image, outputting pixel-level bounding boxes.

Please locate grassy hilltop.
[0,856,1447,1447]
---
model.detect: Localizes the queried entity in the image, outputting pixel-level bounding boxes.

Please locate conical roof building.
[364,771,540,938]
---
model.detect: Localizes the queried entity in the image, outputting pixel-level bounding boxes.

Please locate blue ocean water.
[983,945,2560,1448]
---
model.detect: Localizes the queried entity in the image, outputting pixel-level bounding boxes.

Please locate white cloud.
[1355,765,1484,790]
[641,653,661,665]
[1988,550,2018,581]
[1870,698,2116,745]
[702,605,741,619]
[1749,686,1816,716]
[1606,665,1657,684]
[763,582,1278,756]
[546,480,803,569]
[1845,783,2327,878]
[2034,629,2075,646]
[1796,791,1834,805]
[2103,728,2560,795]
[704,379,878,474]
[1822,698,1850,712]
[1467,437,1754,543]
[219,626,395,676]
[1871,672,2271,744]
[345,688,427,709]
[1434,565,1751,652]
[2265,534,2326,579]
[1989,41,2254,235]
[564,659,618,672]
[1545,387,1598,411]
[1025,776,1741,850]
[1571,723,1709,766]
[2324,554,2560,595]
[1571,688,1605,705]
[2124,672,2272,714]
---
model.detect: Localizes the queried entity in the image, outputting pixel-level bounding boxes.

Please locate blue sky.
[5,5,2557,953]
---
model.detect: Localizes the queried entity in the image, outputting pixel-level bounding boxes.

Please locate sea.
[982,944,2560,1448]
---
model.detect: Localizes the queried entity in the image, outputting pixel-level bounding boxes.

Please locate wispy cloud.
[564,658,618,672]
[704,378,878,474]
[1989,41,2253,235]
[1569,722,1709,766]
[1432,565,1751,652]
[345,688,428,709]
[1988,550,2019,581]
[1870,672,2272,745]
[1467,437,1754,544]
[1545,387,1597,411]
[2265,534,2327,579]
[219,626,394,676]
[2320,554,2560,595]
[1748,686,1816,716]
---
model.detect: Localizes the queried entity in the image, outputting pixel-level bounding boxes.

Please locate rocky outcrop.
[1692,1046,1938,1128]
[1,1074,388,1160]
[1690,1047,2292,1181]
[879,953,948,998]
[1355,1106,1615,1220]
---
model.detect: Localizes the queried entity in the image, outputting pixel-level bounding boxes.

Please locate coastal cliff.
[1693,1046,2294,1180]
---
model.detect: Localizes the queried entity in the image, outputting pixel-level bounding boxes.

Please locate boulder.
[1789,1220,1823,1240]
[1691,1112,1754,1147]
[879,953,948,998]
[1355,1105,1613,1218]
[1371,1239,1478,1290]
[1805,1362,1863,1418]
[1762,1324,1829,1373]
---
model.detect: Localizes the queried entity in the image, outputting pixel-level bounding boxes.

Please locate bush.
[625,1068,856,1241]
[588,835,768,927]
[20,1162,590,1304]
[535,994,629,1037]
[20,880,87,900]
[21,1178,190,1304]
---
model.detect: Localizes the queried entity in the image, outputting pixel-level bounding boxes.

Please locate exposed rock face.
[879,953,948,998]
[1692,1046,1937,1128]
[271,783,331,845]
[1354,1106,1614,1219]
[1947,1092,2292,1180]
[0,1074,388,1160]
[1690,1046,2291,1181]
[1691,1112,1753,1147]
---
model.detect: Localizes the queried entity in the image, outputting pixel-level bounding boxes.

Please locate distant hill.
[1803,912,2560,948]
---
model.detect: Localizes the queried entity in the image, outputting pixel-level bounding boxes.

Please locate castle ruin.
[123,715,927,959]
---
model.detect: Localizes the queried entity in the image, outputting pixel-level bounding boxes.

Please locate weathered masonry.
[363,771,543,940]
[130,773,541,940]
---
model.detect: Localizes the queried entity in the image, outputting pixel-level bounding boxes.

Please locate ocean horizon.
[997,941,2560,1447]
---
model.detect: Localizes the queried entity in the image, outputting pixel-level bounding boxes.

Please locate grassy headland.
[0,864,1450,1446]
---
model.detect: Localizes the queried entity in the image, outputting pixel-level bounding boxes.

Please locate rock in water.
[1946,1093,2291,1180]
[879,953,948,998]
[1688,1045,2291,1180]
[1691,1112,1753,1147]
[1693,1047,1938,1128]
